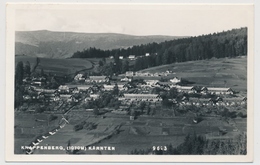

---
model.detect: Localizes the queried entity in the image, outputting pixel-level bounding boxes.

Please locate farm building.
[135,72,150,76]
[67,95,78,102]
[103,84,125,91]
[66,85,92,92]
[125,71,134,77]
[91,94,100,100]
[154,82,171,90]
[58,85,70,93]
[31,81,44,86]
[69,87,79,94]
[85,76,109,83]
[170,77,181,84]
[120,77,132,82]
[145,80,159,86]
[176,86,197,93]
[130,115,135,120]
[201,87,234,95]
[122,94,162,102]
[59,85,92,93]
[77,85,92,92]
[222,97,247,106]
[74,74,85,81]
[128,55,136,60]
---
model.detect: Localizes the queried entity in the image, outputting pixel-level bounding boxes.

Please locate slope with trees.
[72,27,247,73]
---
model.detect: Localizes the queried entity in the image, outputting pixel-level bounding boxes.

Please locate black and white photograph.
[5,3,254,162]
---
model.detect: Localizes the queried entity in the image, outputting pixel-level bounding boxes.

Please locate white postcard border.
[5,3,254,162]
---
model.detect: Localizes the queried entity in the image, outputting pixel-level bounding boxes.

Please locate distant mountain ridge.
[15,30,185,59]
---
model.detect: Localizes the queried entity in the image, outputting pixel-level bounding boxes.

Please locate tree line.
[71,27,247,72]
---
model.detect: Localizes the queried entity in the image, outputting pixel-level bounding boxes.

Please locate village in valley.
[15,50,247,155]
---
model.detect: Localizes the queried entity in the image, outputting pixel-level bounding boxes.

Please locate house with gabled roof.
[58,85,70,93]
[85,76,109,83]
[201,87,234,95]
[176,86,197,93]
[170,77,181,84]
[128,55,136,60]
[125,71,134,77]
[122,94,162,102]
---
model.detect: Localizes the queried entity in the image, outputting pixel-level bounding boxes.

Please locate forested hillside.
[72,27,247,72]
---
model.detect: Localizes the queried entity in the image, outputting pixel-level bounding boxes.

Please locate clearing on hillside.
[139,56,247,91]
[15,55,93,76]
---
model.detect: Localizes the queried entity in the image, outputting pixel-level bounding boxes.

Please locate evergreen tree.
[15,61,24,86]
[24,61,31,76]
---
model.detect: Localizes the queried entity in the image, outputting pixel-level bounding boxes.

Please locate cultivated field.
[15,55,93,75]
[140,56,247,91]
[14,109,245,155]
[14,112,62,154]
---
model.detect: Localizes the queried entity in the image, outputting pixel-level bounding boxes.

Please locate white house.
[125,71,134,77]
[85,76,109,83]
[119,56,124,60]
[121,77,132,82]
[170,77,181,84]
[74,74,85,81]
[128,55,136,60]
[176,86,197,93]
[58,85,70,93]
[122,94,162,102]
[103,84,125,91]
[201,87,234,95]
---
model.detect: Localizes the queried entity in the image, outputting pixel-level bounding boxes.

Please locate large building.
[121,94,162,102]
[176,86,197,93]
[103,84,125,91]
[85,76,109,83]
[170,77,181,84]
[201,87,234,95]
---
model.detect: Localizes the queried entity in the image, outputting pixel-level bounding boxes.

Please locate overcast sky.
[15,4,252,36]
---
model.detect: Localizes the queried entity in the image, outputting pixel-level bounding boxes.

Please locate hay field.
[140,56,247,91]
[15,55,93,75]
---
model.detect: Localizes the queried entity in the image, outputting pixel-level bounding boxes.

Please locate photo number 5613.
[152,146,167,151]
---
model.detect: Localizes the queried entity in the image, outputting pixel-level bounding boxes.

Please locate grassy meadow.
[140,56,247,92]
[15,55,93,76]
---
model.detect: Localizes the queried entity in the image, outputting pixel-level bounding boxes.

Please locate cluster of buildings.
[119,94,162,102]
[23,86,79,103]
[74,75,110,83]
[176,86,234,95]
[23,76,47,87]
[179,96,247,107]
[22,70,242,110]
[109,53,151,61]
[125,71,173,77]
